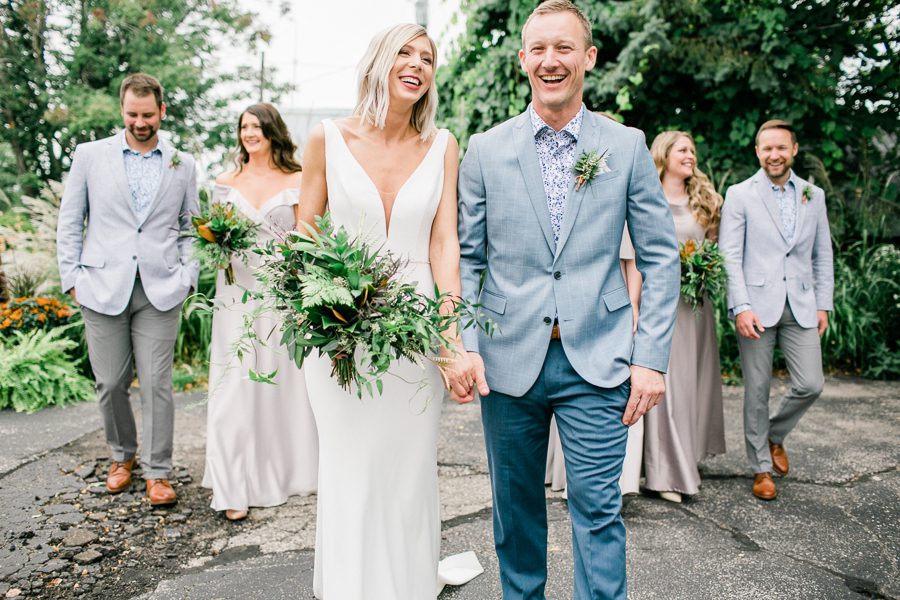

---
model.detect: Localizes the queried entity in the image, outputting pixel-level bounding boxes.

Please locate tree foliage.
[0,0,284,196]
[439,0,899,185]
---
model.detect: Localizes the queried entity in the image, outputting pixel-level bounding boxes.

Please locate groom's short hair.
[756,119,797,145]
[119,73,164,108]
[522,0,593,49]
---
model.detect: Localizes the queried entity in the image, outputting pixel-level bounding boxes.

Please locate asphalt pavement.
[0,377,897,599]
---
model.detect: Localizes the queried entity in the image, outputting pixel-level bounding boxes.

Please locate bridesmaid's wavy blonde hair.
[651,131,723,233]
[354,24,438,142]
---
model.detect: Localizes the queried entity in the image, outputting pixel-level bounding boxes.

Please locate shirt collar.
[121,132,162,157]
[768,169,798,192]
[529,104,585,140]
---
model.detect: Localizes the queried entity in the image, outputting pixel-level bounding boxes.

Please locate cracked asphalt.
[0,377,897,599]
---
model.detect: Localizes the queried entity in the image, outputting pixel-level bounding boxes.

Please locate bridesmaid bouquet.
[679,239,726,312]
[189,202,259,285]
[245,213,493,397]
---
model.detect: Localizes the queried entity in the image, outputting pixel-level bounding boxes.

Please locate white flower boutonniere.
[801,185,813,204]
[169,152,182,169]
[573,149,611,191]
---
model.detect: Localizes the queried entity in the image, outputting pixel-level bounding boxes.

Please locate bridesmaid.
[643,130,725,503]
[202,103,318,521]
[546,226,643,496]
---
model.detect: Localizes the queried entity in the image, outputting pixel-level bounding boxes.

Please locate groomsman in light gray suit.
[457,2,679,598]
[57,73,199,506]
[720,119,834,501]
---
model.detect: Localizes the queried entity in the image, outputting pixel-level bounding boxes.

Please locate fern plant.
[0,326,95,413]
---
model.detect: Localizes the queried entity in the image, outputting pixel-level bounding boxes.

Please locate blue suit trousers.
[481,340,630,600]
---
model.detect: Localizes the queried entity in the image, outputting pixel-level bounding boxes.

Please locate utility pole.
[414,0,428,28]
[259,51,266,103]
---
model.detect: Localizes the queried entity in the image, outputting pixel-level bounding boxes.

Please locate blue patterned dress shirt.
[769,172,798,245]
[122,134,163,223]
[530,104,584,244]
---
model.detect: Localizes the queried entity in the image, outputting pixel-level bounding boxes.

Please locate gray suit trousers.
[737,302,824,473]
[81,279,181,479]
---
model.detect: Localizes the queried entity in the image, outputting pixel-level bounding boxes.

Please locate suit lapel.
[513,114,555,253]
[554,112,597,259]
[108,133,136,223]
[789,173,807,249]
[138,142,174,227]
[752,170,790,244]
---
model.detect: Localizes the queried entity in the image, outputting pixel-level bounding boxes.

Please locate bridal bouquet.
[679,239,726,312]
[189,202,258,285]
[246,213,492,396]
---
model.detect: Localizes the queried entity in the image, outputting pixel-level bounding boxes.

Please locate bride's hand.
[442,351,476,404]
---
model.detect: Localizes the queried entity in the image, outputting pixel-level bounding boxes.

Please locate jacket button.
[553,271,561,280]
[138,228,142,233]
[786,252,790,257]
[543,316,552,324]
[132,256,137,260]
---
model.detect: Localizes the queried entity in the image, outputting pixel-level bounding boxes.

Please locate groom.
[57,73,199,506]
[457,1,679,598]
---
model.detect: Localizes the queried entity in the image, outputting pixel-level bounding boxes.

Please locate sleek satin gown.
[643,197,725,495]
[202,185,318,511]
[306,120,481,599]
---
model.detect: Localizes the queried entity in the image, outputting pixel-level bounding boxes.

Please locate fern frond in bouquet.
[189,202,258,285]
[679,238,727,312]
[248,213,493,397]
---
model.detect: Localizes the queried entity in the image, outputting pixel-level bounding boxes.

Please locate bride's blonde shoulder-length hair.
[650,130,723,233]
[354,23,439,142]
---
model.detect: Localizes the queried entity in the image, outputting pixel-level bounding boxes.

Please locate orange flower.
[37,314,46,323]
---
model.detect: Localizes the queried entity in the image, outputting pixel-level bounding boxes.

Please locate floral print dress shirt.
[529,104,584,244]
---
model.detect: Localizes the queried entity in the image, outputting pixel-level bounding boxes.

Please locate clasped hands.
[443,351,490,404]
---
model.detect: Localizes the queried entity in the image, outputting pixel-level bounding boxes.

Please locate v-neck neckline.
[329,123,442,238]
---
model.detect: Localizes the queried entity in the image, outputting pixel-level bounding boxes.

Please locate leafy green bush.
[0,326,95,413]
[824,237,900,378]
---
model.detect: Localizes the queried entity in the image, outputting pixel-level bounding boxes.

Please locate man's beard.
[128,125,157,142]
[764,158,793,180]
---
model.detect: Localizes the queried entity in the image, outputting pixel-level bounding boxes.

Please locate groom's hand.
[446,352,490,404]
[623,365,664,426]
[736,310,764,339]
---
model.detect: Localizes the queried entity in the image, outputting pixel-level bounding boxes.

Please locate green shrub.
[0,326,95,413]
[824,237,900,378]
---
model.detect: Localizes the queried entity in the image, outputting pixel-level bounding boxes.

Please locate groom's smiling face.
[519,11,596,121]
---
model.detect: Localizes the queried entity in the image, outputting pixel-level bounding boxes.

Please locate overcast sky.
[245,0,463,110]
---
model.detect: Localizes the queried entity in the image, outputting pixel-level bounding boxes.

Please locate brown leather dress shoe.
[752,472,777,500]
[146,479,177,506]
[769,441,790,476]
[106,458,135,493]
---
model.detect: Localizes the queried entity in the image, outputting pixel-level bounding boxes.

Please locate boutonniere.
[801,185,813,204]
[169,152,182,169]
[573,149,611,191]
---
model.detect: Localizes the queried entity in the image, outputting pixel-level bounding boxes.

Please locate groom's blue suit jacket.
[458,109,680,397]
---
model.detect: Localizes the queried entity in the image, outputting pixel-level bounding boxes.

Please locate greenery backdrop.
[0,0,897,414]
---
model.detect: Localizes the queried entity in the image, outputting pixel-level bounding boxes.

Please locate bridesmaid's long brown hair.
[234,103,302,174]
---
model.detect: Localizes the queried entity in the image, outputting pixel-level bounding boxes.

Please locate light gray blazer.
[57,131,200,315]
[719,169,834,329]
[458,109,680,396]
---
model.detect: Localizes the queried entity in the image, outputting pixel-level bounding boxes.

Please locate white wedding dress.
[304,120,482,599]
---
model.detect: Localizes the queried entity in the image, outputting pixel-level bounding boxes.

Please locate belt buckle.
[550,322,561,340]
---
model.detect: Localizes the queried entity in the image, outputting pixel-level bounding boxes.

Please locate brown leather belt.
[550,322,561,340]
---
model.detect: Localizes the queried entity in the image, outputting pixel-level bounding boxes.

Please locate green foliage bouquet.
[679,239,727,312]
[189,202,258,285]
[246,214,490,397]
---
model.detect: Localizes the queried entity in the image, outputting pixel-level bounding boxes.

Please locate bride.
[297,23,482,599]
